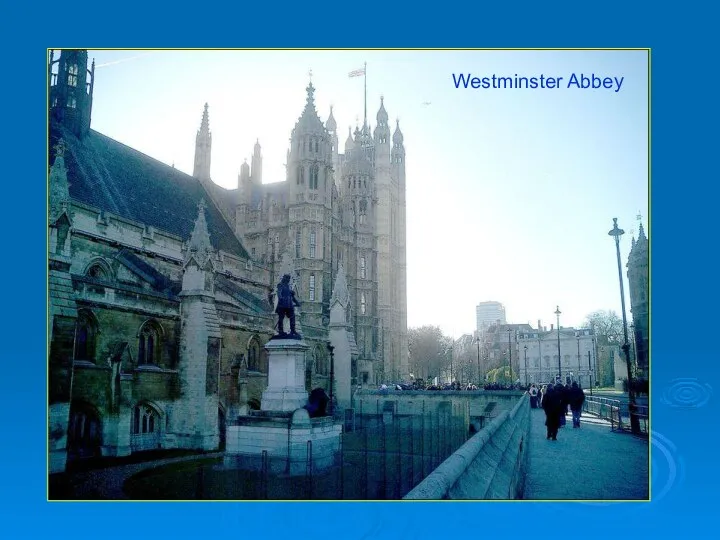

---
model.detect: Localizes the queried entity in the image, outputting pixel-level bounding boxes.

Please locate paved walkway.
[63,452,223,499]
[523,408,648,500]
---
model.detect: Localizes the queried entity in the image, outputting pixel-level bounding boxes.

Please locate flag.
[348,67,365,78]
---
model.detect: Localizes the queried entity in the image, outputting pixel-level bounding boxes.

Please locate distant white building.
[517,326,597,387]
[476,301,506,333]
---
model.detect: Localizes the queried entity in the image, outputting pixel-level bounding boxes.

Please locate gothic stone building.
[627,223,649,378]
[47,50,408,473]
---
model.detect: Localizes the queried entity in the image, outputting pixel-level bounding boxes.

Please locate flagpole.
[363,61,367,127]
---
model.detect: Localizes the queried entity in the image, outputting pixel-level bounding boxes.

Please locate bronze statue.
[274,273,301,338]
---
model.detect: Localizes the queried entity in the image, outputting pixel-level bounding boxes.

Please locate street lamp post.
[554,306,562,381]
[608,218,640,434]
[587,350,593,395]
[630,323,638,378]
[523,345,528,386]
[576,334,581,385]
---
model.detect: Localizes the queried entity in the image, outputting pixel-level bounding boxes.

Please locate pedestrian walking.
[529,384,538,408]
[542,384,563,440]
[569,382,586,428]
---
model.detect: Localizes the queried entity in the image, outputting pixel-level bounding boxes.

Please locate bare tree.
[408,325,452,382]
[584,310,623,387]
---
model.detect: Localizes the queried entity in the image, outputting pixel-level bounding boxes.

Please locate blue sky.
[82,49,648,337]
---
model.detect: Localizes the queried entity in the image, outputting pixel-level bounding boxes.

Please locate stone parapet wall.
[403,394,530,500]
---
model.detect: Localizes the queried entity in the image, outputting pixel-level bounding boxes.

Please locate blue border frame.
[3,1,717,536]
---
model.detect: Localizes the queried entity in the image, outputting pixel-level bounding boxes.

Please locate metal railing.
[583,396,623,430]
[583,397,649,435]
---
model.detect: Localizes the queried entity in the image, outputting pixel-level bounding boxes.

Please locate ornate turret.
[326,105,337,132]
[49,49,95,139]
[393,118,404,147]
[251,139,263,184]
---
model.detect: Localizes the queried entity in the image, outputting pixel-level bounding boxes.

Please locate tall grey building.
[476,301,507,333]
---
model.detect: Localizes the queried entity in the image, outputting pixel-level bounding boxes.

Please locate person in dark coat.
[542,384,563,440]
[569,382,586,427]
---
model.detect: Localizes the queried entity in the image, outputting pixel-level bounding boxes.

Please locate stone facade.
[516,326,596,387]
[47,50,401,472]
[197,86,409,386]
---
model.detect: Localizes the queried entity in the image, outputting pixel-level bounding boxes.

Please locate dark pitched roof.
[49,122,249,259]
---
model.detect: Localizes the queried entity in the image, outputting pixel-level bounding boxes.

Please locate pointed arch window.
[359,199,367,225]
[315,346,328,376]
[247,337,266,373]
[295,229,302,258]
[309,230,316,258]
[132,404,159,435]
[314,140,319,153]
[309,274,316,301]
[67,64,78,87]
[310,164,319,190]
[274,234,279,260]
[86,262,110,281]
[138,321,162,366]
[75,310,98,362]
[360,256,366,279]
[360,292,367,315]
[297,165,305,185]
[68,97,77,109]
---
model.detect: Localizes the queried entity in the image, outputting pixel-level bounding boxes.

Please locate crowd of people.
[529,380,586,440]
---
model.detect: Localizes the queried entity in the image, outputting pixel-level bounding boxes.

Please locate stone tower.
[49,49,95,139]
[286,81,334,328]
[627,222,649,378]
[390,118,409,381]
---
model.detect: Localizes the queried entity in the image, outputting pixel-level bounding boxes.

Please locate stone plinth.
[261,339,309,412]
[224,408,342,476]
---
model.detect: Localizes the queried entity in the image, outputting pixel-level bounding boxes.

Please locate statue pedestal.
[261,338,309,412]
[224,409,342,476]
[224,337,342,477]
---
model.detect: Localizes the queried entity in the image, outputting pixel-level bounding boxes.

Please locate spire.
[393,118,404,146]
[49,138,71,223]
[251,140,262,183]
[193,103,212,180]
[638,222,646,241]
[326,105,337,131]
[330,262,350,307]
[376,95,388,126]
[200,103,210,135]
[293,81,325,135]
[345,126,354,152]
[188,198,212,259]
